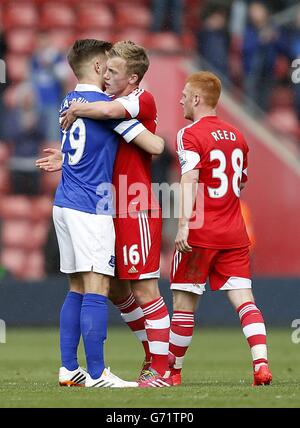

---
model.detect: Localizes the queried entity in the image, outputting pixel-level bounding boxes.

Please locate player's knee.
[108,279,132,304]
[82,272,110,296]
[132,287,160,306]
[131,279,160,305]
[69,273,84,294]
[173,290,198,312]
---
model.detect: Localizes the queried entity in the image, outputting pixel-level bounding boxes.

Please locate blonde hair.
[107,40,149,83]
[186,71,222,108]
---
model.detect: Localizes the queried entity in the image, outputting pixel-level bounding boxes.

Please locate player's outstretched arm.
[36,148,63,172]
[61,101,126,130]
[131,130,164,155]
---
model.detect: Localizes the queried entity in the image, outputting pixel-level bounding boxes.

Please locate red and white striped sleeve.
[176,127,201,175]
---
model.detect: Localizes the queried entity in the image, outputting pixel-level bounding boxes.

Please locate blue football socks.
[80,293,108,379]
[60,291,83,371]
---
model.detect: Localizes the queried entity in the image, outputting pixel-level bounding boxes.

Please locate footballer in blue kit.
[55,84,144,215]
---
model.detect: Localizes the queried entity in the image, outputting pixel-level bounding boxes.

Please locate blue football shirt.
[54,84,145,215]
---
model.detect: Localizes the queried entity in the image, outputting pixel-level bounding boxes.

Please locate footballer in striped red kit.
[169,71,272,387]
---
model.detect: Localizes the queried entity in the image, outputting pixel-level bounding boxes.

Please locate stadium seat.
[0,195,33,220]
[48,29,76,52]
[31,196,53,221]
[76,4,114,31]
[1,220,32,249]
[31,221,50,248]
[266,109,300,141]
[6,29,36,55]
[3,2,39,30]
[76,30,113,43]
[22,250,45,280]
[6,54,29,82]
[181,32,197,50]
[115,3,152,30]
[1,219,49,250]
[114,29,148,47]
[40,3,76,29]
[0,5,3,28]
[147,32,183,53]
[1,248,26,278]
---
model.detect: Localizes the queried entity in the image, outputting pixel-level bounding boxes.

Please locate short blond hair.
[186,71,222,108]
[107,40,149,83]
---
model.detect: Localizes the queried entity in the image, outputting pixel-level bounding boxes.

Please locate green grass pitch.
[0,327,299,408]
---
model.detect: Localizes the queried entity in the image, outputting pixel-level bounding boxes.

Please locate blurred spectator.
[0,27,8,140]
[242,1,284,110]
[197,6,230,79]
[151,0,184,34]
[30,32,69,141]
[4,83,45,195]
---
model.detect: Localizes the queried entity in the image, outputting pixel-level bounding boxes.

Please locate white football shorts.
[53,206,115,276]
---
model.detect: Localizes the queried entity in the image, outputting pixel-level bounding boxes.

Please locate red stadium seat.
[0,5,3,28]
[40,2,76,29]
[6,54,29,82]
[1,219,49,250]
[115,3,152,30]
[31,221,50,248]
[1,248,26,278]
[115,29,149,47]
[147,32,183,53]
[6,29,37,55]
[182,32,197,51]
[266,109,300,141]
[31,196,53,221]
[1,220,32,249]
[77,30,113,43]
[76,4,114,31]
[48,29,76,52]
[23,250,45,280]
[3,2,39,30]
[0,195,33,220]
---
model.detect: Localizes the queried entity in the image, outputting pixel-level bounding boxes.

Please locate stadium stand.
[0,0,300,280]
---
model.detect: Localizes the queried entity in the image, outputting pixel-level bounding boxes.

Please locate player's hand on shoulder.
[60,102,79,131]
[36,148,63,172]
